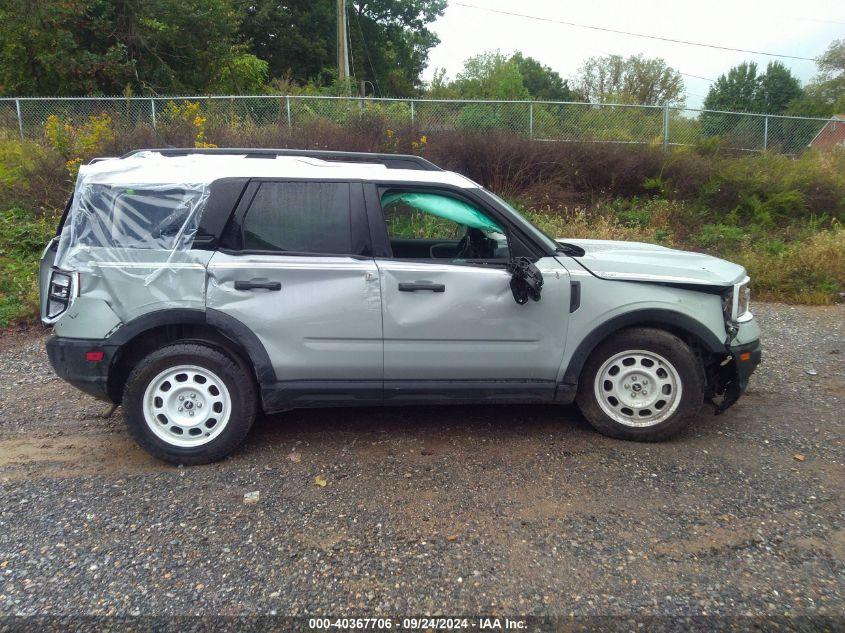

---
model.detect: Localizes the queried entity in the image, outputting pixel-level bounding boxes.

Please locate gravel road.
[0,303,843,627]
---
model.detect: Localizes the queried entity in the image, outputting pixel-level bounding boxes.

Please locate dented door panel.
[377,257,570,380]
[206,253,382,381]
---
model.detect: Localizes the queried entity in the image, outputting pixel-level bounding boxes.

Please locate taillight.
[45,269,77,322]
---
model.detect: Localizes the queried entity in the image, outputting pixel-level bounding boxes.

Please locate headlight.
[725,277,751,322]
[736,281,751,318]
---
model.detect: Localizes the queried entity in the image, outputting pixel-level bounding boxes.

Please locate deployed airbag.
[382,192,502,233]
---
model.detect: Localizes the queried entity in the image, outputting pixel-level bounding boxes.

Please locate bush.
[0,207,57,326]
[703,150,845,223]
[736,226,845,304]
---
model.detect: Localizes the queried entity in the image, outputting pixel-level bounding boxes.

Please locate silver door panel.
[377,257,569,380]
[207,253,382,381]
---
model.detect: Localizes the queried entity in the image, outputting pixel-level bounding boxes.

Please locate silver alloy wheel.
[142,364,232,448]
[593,349,682,428]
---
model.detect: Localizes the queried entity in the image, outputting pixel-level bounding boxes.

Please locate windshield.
[481,189,559,252]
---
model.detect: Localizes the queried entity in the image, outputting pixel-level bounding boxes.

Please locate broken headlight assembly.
[723,277,751,324]
[44,269,78,323]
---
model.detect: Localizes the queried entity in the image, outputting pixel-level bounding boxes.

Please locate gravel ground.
[0,302,843,627]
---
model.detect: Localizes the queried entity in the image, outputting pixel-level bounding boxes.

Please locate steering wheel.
[454,233,472,259]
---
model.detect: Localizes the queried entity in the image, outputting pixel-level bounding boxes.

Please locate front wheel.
[576,328,705,441]
[122,343,257,465]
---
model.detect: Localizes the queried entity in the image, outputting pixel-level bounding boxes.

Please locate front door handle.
[398,281,445,293]
[234,279,282,291]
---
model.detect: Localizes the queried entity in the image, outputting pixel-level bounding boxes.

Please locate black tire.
[575,327,705,442]
[122,343,257,465]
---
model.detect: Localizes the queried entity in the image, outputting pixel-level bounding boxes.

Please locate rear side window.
[242,182,352,254]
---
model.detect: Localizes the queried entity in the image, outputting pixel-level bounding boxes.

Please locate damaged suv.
[41,149,761,464]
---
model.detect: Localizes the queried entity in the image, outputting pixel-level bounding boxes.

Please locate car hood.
[557,238,746,287]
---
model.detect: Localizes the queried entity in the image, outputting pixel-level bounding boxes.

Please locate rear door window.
[242,182,352,255]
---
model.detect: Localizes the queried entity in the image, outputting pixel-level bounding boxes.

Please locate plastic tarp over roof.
[381,192,502,232]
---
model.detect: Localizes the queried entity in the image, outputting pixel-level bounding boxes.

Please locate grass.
[524,200,844,305]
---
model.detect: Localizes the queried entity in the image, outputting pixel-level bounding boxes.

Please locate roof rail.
[119,148,442,171]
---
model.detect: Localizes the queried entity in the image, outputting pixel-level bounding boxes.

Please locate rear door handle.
[398,281,445,292]
[234,279,282,291]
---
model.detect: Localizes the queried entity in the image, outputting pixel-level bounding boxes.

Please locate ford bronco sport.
[41,149,761,464]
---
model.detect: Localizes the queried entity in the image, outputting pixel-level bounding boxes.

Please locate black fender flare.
[107,308,275,386]
[561,309,727,387]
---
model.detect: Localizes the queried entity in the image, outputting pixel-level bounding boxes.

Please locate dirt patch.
[0,429,173,480]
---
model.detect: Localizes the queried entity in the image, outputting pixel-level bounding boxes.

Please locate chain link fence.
[0,95,836,155]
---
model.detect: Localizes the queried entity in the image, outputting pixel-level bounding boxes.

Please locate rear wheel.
[123,343,257,465]
[576,328,704,441]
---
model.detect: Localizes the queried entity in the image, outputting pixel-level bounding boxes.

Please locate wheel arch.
[562,309,727,388]
[106,308,274,404]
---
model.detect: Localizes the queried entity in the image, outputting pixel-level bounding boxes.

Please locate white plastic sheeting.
[55,157,211,285]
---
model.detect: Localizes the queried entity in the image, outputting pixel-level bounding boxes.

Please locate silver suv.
[41,149,761,464]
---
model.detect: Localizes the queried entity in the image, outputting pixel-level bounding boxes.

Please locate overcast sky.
[421,0,845,108]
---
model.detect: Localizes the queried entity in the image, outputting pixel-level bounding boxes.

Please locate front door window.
[381,190,510,261]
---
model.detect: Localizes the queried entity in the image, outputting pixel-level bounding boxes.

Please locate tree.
[450,51,530,100]
[703,61,801,114]
[511,53,576,101]
[786,39,845,117]
[238,1,336,90]
[427,51,577,102]
[0,0,130,95]
[575,54,684,105]
[348,0,447,95]
[0,0,251,95]
[703,62,760,113]
[0,0,445,96]
[239,0,446,96]
[757,62,802,114]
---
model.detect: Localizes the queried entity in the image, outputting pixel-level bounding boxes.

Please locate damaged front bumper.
[711,339,762,414]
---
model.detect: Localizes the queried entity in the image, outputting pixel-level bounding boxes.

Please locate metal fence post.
[15,99,24,139]
[763,116,768,151]
[662,102,669,152]
[410,100,415,126]
[286,96,291,129]
[529,102,534,139]
[150,98,157,130]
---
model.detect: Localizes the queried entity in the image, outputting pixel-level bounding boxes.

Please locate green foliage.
[704,62,762,114]
[704,150,845,224]
[704,61,802,116]
[209,54,271,95]
[511,53,576,101]
[757,62,803,114]
[574,54,685,105]
[0,207,56,326]
[427,51,577,102]
[0,0,445,97]
[693,223,747,250]
[240,0,446,97]
[451,52,530,100]
[786,39,845,117]
[701,62,806,149]
[0,0,245,95]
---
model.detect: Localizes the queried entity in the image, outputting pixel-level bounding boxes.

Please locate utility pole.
[337,0,350,93]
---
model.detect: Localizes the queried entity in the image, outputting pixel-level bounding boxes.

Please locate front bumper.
[45,336,118,402]
[712,339,762,414]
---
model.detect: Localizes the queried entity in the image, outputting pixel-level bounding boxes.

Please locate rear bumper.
[45,336,118,402]
[713,339,762,414]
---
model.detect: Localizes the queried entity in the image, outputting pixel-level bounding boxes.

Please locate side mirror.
[507,257,543,304]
